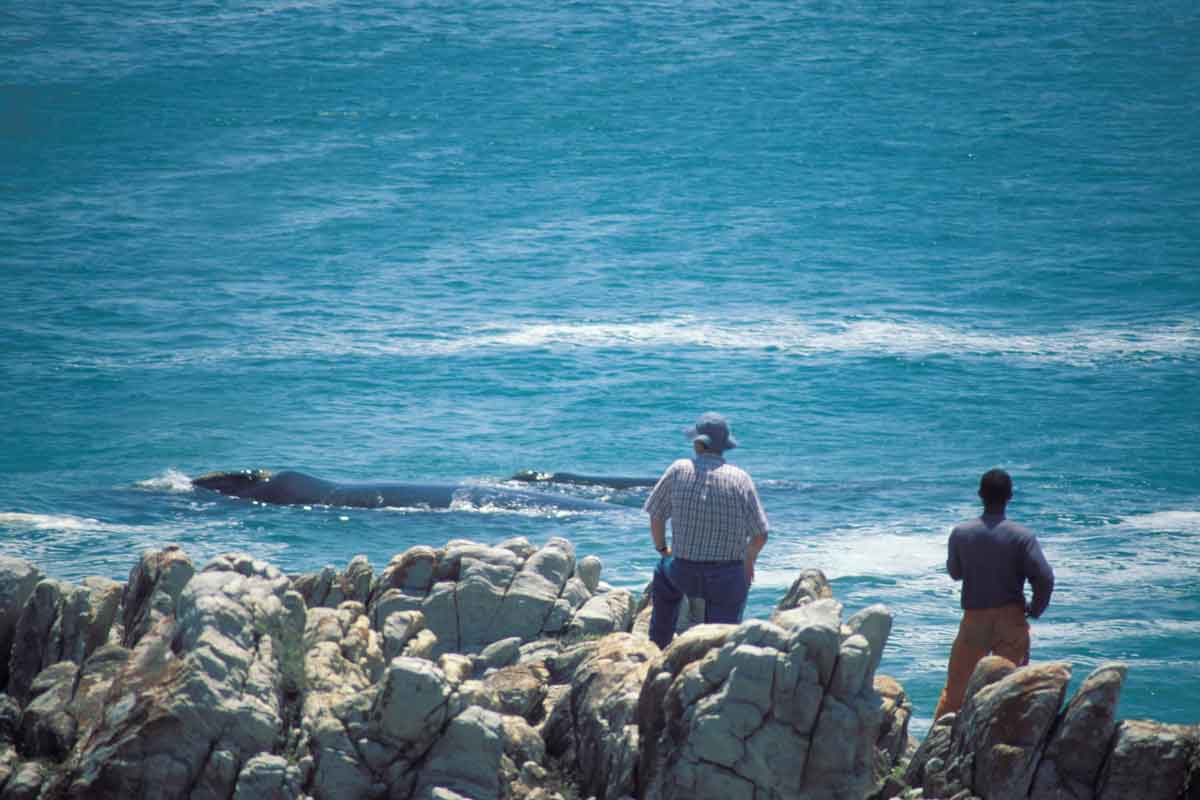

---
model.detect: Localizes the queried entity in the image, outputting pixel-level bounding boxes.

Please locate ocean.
[2,0,1198,736]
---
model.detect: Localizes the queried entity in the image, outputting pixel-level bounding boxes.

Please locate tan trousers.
[934,602,1030,720]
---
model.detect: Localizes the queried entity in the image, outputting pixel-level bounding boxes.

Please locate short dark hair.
[979,469,1013,506]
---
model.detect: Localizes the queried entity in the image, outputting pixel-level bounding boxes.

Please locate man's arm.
[1023,536,1054,618]
[650,515,671,556]
[743,481,770,583]
[644,465,674,557]
[947,530,963,581]
[744,531,767,584]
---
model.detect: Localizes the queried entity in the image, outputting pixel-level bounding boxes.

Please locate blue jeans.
[648,557,749,649]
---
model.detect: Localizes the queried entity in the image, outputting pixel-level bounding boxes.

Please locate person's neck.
[982,505,1007,518]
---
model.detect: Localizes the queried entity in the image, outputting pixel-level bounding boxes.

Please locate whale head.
[193,469,272,498]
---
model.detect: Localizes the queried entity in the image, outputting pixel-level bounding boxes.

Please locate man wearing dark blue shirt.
[934,468,1055,719]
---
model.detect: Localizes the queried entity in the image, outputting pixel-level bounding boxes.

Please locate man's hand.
[744,532,766,586]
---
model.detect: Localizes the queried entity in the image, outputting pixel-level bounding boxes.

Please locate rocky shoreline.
[0,538,1194,800]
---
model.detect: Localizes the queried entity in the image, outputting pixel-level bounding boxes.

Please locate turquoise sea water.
[3,1,1198,736]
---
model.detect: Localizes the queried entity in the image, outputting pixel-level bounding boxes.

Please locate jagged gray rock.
[638,602,889,800]
[293,554,374,610]
[414,706,507,799]
[298,651,539,800]
[0,694,19,744]
[872,674,914,794]
[904,652,1198,800]
[1095,720,1197,800]
[546,633,660,800]
[41,552,306,799]
[575,555,603,593]
[121,545,194,648]
[295,599,391,799]
[373,545,439,599]
[773,567,833,613]
[0,557,43,692]
[480,662,550,721]
[381,610,426,661]
[962,661,1070,799]
[0,742,19,793]
[496,538,577,641]
[22,540,1197,800]
[232,753,307,800]
[478,636,523,671]
[566,590,635,639]
[304,602,386,684]
[3,758,46,800]
[8,576,121,704]
[18,660,78,759]
[455,548,523,652]
[921,659,1071,800]
[1029,662,1127,800]
[844,604,893,679]
[902,712,954,791]
[364,538,621,659]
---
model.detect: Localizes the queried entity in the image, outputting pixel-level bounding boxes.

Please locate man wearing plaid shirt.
[644,412,769,649]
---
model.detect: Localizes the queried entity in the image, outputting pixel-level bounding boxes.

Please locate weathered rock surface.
[300,537,629,662]
[42,552,307,798]
[872,674,914,791]
[8,575,122,703]
[0,557,43,692]
[917,657,1071,800]
[1095,720,1198,800]
[121,545,195,648]
[901,710,955,794]
[773,567,833,613]
[481,662,552,721]
[902,655,1194,800]
[565,589,636,639]
[638,600,891,800]
[232,753,306,800]
[0,540,1183,800]
[545,633,659,800]
[1029,662,1127,800]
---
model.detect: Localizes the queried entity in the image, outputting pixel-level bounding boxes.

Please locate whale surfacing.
[193,469,614,512]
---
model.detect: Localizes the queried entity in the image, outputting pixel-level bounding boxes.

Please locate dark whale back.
[195,469,614,511]
[325,481,457,509]
[249,471,340,504]
[509,470,657,489]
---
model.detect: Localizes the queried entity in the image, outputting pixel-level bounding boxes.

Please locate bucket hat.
[684,412,738,453]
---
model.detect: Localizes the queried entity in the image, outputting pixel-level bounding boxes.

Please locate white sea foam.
[373,500,600,519]
[0,512,237,536]
[342,316,1200,364]
[0,512,111,532]
[69,315,1200,368]
[453,316,1199,364]
[134,468,195,493]
[447,499,597,518]
[757,524,949,589]
[1119,510,1200,532]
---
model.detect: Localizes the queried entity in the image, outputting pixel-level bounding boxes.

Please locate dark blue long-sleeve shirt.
[947,513,1055,618]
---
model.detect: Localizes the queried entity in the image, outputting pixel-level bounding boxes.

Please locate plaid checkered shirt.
[643,453,769,561]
